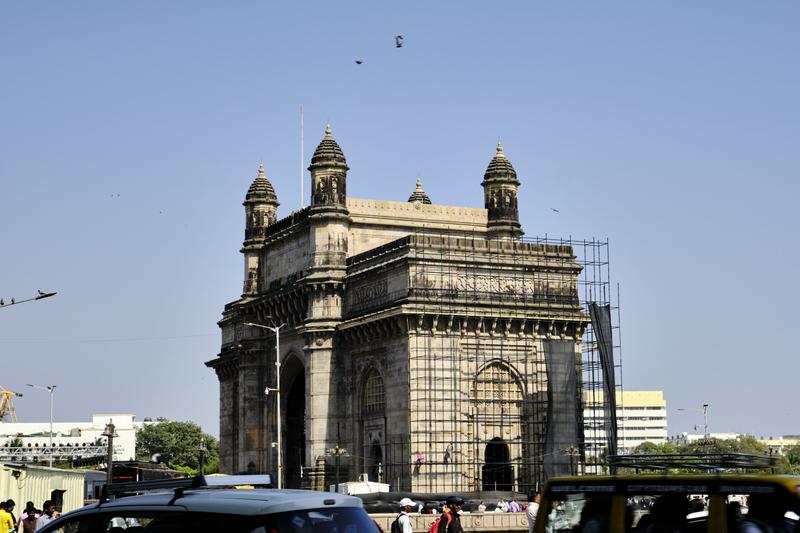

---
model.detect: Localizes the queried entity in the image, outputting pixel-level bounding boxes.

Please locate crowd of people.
[390,492,542,533]
[0,499,60,533]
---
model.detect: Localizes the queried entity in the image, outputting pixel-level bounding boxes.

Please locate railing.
[0,445,115,460]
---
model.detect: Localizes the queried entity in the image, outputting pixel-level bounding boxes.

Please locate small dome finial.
[496,141,505,158]
[408,176,432,204]
[258,163,265,176]
[325,123,333,137]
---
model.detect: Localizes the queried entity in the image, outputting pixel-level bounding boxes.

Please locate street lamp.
[564,445,580,476]
[678,403,710,440]
[198,438,207,476]
[328,444,348,494]
[0,290,57,309]
[245,319,286,489]
[102,420,118,486]
[26,383,56,467]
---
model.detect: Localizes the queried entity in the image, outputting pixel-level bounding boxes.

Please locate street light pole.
[27,383,56,467]
[0,290,57,310]
[102,420,118,486]
[245,320,286,489]
[678,403,710,441]
[199,438,207,476]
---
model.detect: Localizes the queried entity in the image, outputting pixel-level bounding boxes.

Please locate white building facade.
[584,390,668,457]
[0,413,142,461]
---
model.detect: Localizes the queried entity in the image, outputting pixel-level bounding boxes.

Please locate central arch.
[482,438,512,491]
[472,360,524,492]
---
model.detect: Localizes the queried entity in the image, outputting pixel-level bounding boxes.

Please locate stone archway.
[282,355,305,488]
[472,360,524,492]
[370,440,383,483]
[359,367,386,483]
[482,438,512,491]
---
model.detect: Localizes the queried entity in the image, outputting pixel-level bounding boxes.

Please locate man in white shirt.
[35,501,60,532]
[497,498,509,513]
[397,497,416,533]
[526,492,541,533]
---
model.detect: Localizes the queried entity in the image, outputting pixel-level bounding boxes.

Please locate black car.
[39,475,381,533]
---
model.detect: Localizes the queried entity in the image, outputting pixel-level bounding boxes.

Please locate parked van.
[535,474,800,533]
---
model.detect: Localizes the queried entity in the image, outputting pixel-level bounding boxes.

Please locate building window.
[362,369,385,416]
[473,362,522,408]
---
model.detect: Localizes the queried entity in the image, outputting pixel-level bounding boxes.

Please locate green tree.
[136,421,219,475]
[784,445,800,474]
[4,436,23,447]
[632,441,678,455]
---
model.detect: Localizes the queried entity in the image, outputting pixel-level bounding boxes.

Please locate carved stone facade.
[206,128,587,493]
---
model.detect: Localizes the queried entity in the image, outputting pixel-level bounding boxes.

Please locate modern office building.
[584,390,668,458]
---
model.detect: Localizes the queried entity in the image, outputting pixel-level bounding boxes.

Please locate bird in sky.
[0,299,4,306]
[550,207,560,213]
[395,35,404,48]
[355,59,364,65]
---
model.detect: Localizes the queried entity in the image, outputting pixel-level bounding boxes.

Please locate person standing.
[16,502,36,532]
[497,497,509,512]
[393,498,416,533]
[0,501,14,533]
[509,499,521,513]
[34,502,59,532]
[526,493,541,533]
[18,512,37,533]
[3,502,15,528]
[437,496,464,533]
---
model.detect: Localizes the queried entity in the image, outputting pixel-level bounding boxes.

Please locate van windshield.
[248,507,381,533]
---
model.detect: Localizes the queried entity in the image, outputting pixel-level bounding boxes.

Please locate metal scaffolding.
[384,230,621,493]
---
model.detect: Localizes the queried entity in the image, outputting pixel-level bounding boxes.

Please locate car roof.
[73,488,364,516]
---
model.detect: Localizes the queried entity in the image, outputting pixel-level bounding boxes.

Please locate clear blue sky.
[1,2,798,439]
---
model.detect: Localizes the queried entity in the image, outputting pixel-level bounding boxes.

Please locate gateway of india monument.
[206,125,603,494]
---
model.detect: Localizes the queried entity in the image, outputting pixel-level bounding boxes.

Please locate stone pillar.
[305,332,336,490]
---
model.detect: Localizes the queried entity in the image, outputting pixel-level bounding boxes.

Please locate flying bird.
[395,35,404,48]
[0,299,4,306]
[550,208,560,213]
[355,59,364,65]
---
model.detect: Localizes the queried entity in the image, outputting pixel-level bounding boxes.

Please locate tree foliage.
[136,421,219,475]
[629,436,796,474]
[4,436,23,447]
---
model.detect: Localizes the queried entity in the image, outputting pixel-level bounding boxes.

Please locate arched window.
[473,362,522,409]
[362,369,385,416]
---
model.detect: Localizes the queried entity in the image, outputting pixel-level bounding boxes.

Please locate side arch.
[281,353,306,488]
[358,365,387,483]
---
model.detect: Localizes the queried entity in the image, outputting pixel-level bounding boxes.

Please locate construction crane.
[0,387,23,422]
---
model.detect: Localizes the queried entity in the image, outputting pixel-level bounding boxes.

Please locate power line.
[0,333,216,345]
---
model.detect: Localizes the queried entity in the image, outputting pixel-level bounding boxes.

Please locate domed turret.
[243,164,279,231]
[407,177,432,204]
[481,142,523,239]
[241,164,279,297]
[245,164,279,206]
[308,125,349,209]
